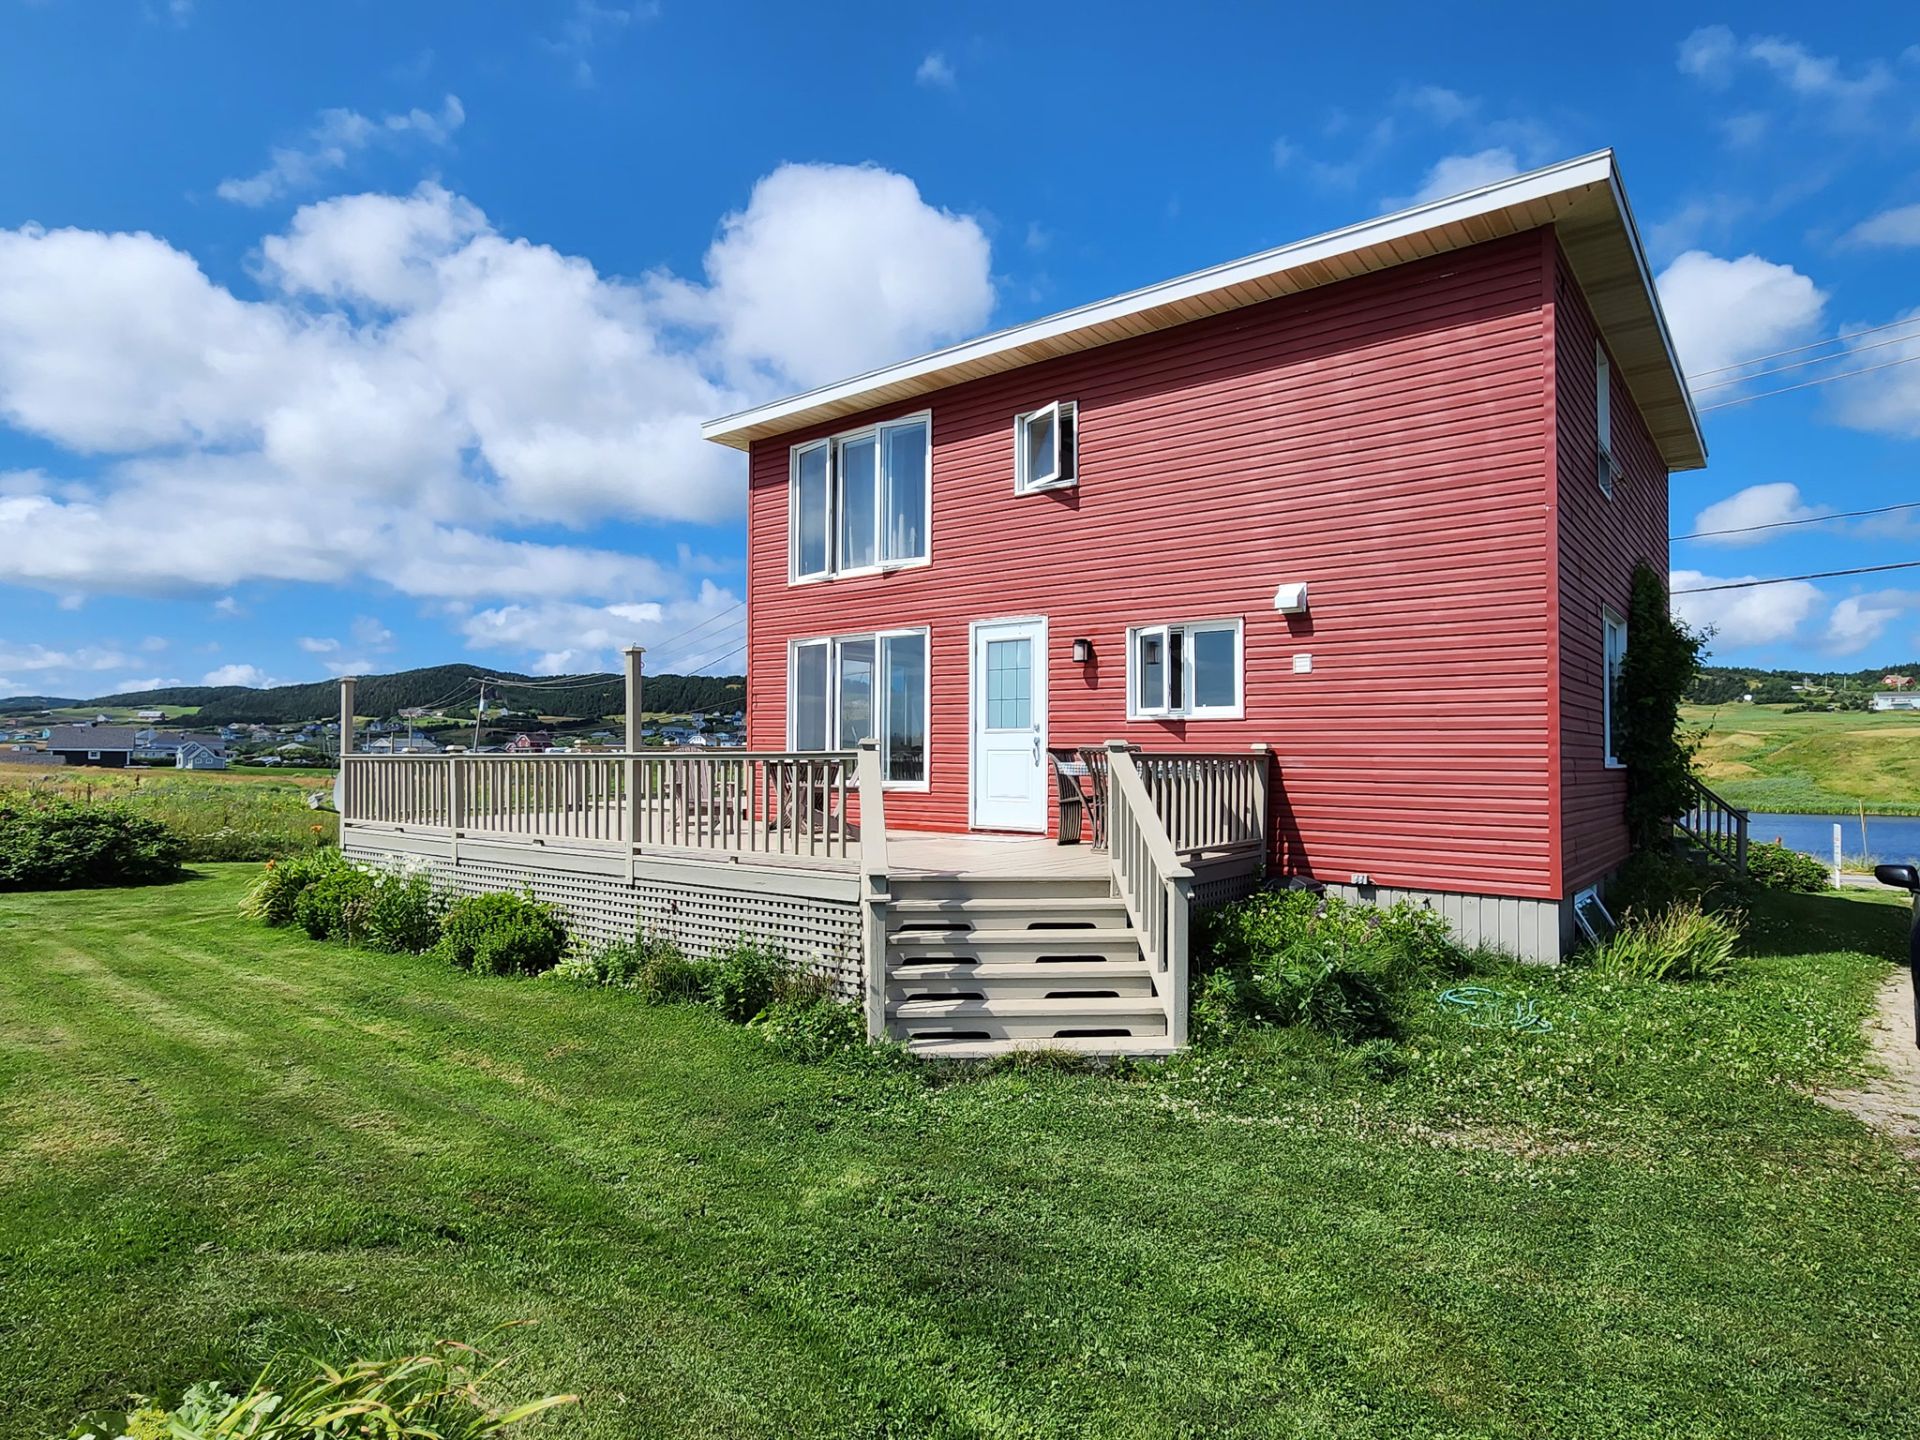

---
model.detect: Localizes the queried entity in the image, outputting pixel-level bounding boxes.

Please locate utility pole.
[472,681,486,752]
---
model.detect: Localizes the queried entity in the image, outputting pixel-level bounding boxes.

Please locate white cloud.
[1270,137,1297,170]
[458,581,743,675]
[915,53,956,89]
[1825,592,1912,654]
[544,1,645,87]
[351,615,393,647]
[653,162,994,390]
[1399,85,1476,125]
[1677,27,1896,127]
[203,663,282,688]
[109,675,183,692]
[217,96,464,206]
[0,644,133,674]
[0,164,994,610]
[298,636,341,654]
[139,635,169,652]
[1686,483,1827,544]
[1825,305,1920,438]
[1843,203,1920,247]
[1402,148,1519,206]
[1655,250,1827,380]
[1670,569,1822,647]
[212,596,244,617]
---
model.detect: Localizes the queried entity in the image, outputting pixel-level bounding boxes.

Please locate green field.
[0,763,337,857]
[3,868,1918,1437]
[1684,702,1920,814]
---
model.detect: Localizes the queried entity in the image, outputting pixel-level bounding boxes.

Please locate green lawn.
[1685,702,1920,814]
[4,869,1919,1438]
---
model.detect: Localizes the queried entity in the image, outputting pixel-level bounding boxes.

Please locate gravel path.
[1817,970,1920,1154]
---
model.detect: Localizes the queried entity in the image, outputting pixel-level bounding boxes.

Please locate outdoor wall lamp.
[1071,638,1094,663]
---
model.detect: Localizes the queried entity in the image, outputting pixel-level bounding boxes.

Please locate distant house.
[1871,692,1920,712]
[135,709,166,722]
[505,731,553,753]
[175,740,228,770]
[1884,674,1914,691]
[49,725,137,767]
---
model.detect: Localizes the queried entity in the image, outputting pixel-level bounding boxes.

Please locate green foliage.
[551,932,716,1003]
[292,864,375,944]
[1585,900,1742,983]
[54,1337,575,1439]
[1747,839,1831,893]
[433,891,568,976]
[1619,562,1709,852]
[755,992,866,1063]
[362,869,447,953]
[709,938,794,1023]
[0,796,183,890]
[239,848,348,927]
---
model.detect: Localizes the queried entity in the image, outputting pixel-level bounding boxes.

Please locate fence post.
[857,738,891,1042]
[334,676,357,818]
[623,645,644,884]
[447,754,465,864]
[1248,742,1272,877]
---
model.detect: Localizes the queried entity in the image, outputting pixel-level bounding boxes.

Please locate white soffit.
[702,150,1705,471]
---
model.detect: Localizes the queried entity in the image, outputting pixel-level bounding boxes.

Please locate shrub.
[1586,900,1741,983]
[550,932,715,1002]
[1618,562,1708,852]
[293,863,376,943]
[0,796,183,890]
[433,892,568,976]
[363,869,446,953]
[1605,847,1716,917]
[709,938,793,1023]
[53,1337,575,1439]
[756,992,865,1062]
[1746,839,1829,893]
[240,847,348,927]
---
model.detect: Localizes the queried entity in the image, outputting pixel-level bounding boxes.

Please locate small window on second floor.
[1014,400,1077,493]
[1595,341,1614,499]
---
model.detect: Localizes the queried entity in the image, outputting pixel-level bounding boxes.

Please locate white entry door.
[971,617,1048,831]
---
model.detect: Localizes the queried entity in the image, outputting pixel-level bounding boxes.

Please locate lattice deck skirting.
[345,830,863,999]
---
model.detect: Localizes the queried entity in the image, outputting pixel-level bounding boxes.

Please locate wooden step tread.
[889,895,1122,914]
[886,960,1150,981]
[904,1034,1180,1060]
[890,995,1161,1020]
[887,927,1139,949]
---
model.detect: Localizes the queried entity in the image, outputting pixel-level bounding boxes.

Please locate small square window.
[1127,619,1242,719]
[1014,400,1077,493]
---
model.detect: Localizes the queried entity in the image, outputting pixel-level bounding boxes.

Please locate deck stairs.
[881,874,1177,1059]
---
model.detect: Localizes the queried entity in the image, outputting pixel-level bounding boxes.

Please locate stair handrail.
[856,738,891,1040]
[1678,774,1750,874]
[1104,740,1194,1047]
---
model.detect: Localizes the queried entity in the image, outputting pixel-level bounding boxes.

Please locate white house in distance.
[1871,692,1920,712]
[176,740,228,770]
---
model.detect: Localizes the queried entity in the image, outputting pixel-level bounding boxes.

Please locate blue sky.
[1,1,1916,698]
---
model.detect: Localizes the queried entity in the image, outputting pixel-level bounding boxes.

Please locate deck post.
[1248,742,1272,878]
[334,676,357,817]
[447,754,465,864]
[856,738,891,1042]
[623,646,644,883]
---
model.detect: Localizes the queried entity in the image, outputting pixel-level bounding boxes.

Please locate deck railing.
[1103,741,1193,1048]
[340,749,861,866]
[1132,748,1269,859]
[1678,775,1750,875]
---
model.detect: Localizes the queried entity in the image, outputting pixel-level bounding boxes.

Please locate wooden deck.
[888,831,1109,881]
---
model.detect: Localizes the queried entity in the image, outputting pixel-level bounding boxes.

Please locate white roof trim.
[702,149,1705,470]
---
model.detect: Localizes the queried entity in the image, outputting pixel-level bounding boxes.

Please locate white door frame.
[967,614,1049,832]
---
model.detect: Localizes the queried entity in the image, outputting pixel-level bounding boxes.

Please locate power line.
[1672,559,1920,595]
[1672,498,1920,542]
[1685,313,1920,380]
[1697,351,1920,413]
[688,641,746,675]
[1689,327,1920,393]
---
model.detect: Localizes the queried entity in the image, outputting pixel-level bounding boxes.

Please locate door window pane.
[882,421,927,562]
[795,445,829,577]
[837,435,878,571]
[985,638,1032,730]
[1191,627,1236,709]
[883,632,926,782]
[836,638,875,748]
[794,642,829,750]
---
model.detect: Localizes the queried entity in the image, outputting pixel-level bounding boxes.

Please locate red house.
[703,150,1705,961]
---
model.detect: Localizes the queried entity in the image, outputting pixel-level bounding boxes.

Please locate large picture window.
[1127,618,1243,719]
[790,629,929,785]
[790,414,930,581]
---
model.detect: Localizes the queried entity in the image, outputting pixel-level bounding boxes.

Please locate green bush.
[0,796,183,890]
[550,932,715,1002]
[1586,900,1741,983]
[53,1337,575,1439]
[363,869,446,953]
[433,892,568,976]
[756,992,866,1062]
[293,863,376,943]
[240,847,348,927]
[1746,839,1829,893]
[710,938,794,1023]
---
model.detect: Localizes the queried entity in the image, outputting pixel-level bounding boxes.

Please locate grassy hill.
[1684,703,1920,814]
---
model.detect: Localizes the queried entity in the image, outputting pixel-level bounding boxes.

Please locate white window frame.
[1595,341,1614,500]
[786,626,932,790]
[788,411,932,584]
[1125,617,1244,720]
[1013,399,1078,494]
[1603,608,1627,768]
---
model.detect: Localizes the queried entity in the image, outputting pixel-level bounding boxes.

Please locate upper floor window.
[791,414,929,582]
[1127,618,1243,720]
[1595,342,1614,499]
[1603,609,1627,767]
[1014,400,1077,493]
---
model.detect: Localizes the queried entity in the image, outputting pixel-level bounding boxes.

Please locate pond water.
[1750,812,1920,867]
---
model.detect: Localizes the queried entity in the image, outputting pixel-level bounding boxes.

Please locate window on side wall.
[1595,342,1614,499]
[788,629,929,786]
[1603,610,1627,767]
[789,414,930,581]
[1127,618,1242,719]
[1014,400,1078,493]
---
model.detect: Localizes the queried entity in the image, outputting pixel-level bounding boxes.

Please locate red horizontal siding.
[747,232,1562,899]
[1552,241,1670,892]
